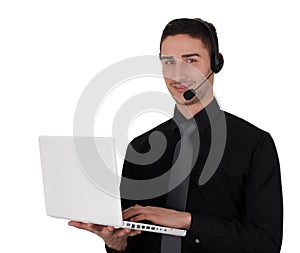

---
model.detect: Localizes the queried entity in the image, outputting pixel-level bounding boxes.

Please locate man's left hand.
[122,205,191,230]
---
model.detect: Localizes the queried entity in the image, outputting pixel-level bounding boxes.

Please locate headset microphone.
[183,72,213,100]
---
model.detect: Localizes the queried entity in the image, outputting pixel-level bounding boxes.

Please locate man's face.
[160,34,212,105]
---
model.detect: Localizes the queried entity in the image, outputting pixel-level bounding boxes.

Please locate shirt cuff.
[189,212,215,237]
[184,212,215,251]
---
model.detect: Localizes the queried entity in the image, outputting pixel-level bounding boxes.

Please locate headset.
[194,18,224,73]
[182,18,224,100]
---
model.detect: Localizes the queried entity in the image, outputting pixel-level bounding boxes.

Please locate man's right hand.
[68,221,141,252]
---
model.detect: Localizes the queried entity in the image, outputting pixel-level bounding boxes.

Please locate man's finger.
[68,221,95,233]
[87,223,106,231]
[113,228,132,237]
[68,221,109,236]
[123,206,146,220]
[106,226,115,232]
[68,221,87,229]
[128,230,142,237]
[123,205,143,214]
[130,214,149,222]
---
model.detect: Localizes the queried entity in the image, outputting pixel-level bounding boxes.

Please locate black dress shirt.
[106,98,283,253]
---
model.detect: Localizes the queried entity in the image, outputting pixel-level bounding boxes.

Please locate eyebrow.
[181,53,200,58]
[159,55,173,60]
[159,53,200,60]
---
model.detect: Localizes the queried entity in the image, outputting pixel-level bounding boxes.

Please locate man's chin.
[173,95,200,106]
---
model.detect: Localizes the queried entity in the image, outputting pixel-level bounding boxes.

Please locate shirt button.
[195,238,200,244]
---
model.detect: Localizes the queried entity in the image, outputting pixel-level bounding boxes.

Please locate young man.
[69,18,283,253]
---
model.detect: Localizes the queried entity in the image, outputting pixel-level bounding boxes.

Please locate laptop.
[39,136,186,237]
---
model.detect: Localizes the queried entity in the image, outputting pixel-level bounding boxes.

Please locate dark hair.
[160,18,217,56]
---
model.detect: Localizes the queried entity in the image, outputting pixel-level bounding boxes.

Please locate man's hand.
[68,221,141,252]
[122,205,191,230]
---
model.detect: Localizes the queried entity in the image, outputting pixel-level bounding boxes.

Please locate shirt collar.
[170,97,222,133]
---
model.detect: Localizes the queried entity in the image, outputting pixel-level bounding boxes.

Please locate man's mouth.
[172,82,194,93]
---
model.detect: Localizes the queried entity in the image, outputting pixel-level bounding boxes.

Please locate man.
[69,18,283,253]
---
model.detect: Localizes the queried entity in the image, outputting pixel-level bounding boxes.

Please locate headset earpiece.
[211,52,224,73]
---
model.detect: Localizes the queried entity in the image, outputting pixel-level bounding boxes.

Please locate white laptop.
[39,136,186,237]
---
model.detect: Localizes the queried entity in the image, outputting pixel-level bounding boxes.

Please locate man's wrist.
[183,212,191,230]
[105,243,126,253]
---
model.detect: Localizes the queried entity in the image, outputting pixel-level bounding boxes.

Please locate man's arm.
[123,133,283,253]
[185,132,283,252]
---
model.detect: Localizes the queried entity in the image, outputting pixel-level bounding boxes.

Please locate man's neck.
[176,95,214,119]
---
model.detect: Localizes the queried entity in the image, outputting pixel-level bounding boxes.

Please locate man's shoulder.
[224,111,270,144]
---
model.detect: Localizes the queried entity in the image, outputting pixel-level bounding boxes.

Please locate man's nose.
[172,61,188,82]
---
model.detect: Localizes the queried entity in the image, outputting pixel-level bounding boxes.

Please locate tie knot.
[179,122,197,137]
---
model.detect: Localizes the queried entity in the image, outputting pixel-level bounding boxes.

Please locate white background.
[0,0,299,252]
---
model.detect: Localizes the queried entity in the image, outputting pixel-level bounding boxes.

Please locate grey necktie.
[161,121,197,253]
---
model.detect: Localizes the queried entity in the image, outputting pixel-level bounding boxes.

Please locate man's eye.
[186,59,197,63]
[163,60,175,65]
